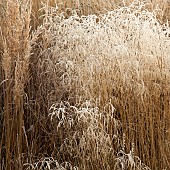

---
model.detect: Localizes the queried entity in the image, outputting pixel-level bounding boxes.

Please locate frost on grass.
[29,1,170,169]
[48,101,151,170]
[24,157,78,170]
[37,0,170,105]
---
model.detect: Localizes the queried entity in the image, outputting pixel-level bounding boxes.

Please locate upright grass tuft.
[0,0,33,169]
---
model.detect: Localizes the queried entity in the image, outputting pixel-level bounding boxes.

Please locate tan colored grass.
[33,2,169,169]
[0,0,170,170]
[0,0,34,169]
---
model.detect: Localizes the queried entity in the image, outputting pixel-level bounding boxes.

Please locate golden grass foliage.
[0,0,170,170]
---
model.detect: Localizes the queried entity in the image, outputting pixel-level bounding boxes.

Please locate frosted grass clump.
[34,1,170,169]
[38,1,170,105]
[24,157,78,170]
[49,101,120,169]
[49,101,151,170]
[40,1,170,58]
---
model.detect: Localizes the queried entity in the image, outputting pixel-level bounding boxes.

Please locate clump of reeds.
[31,1,169,169]
[48,101,118,170]
[0,0,170,170]
[23,100,151,170]
[0,0,35,169]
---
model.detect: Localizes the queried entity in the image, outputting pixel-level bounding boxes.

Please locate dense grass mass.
[0,0,170,170]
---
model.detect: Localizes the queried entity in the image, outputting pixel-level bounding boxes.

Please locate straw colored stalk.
[1,0,32,169]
